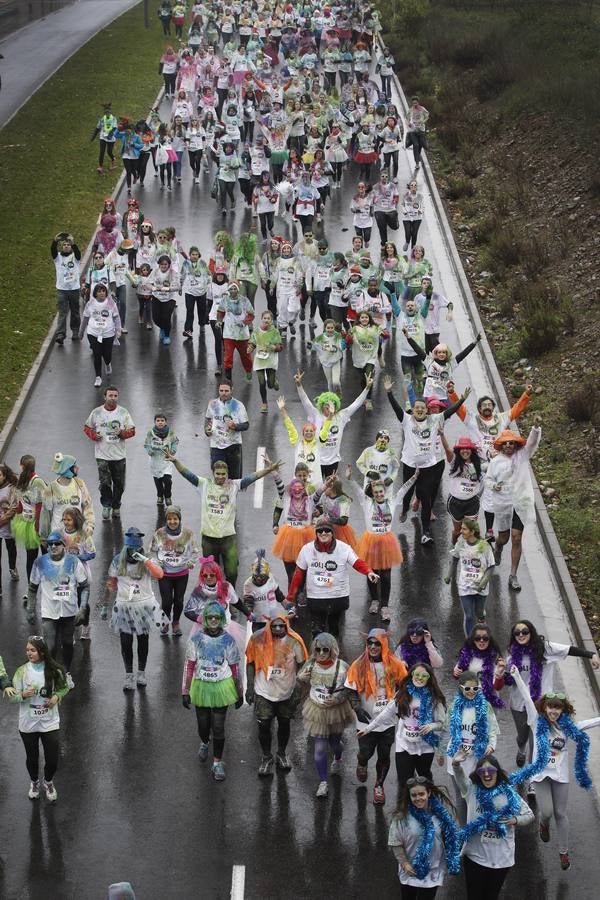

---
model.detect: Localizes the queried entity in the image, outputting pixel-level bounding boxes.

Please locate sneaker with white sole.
[380,606,391,621]
[44,780,58,802]
[197,741,210,761]
[123,673,135,692]
[28,780,40,800]
[136,670,147,687]
[66,672,75,689]
[276,751,292,771]
[258,755,274,776]
[94,376,102,388]
[111,508,121,519]
[330,757,342,775]
[9,568,19,581]
[316,780,328,798]
[79,625,91,640]
[421,532,434,545]
[508,574,521,592]
[368,599,379,614]
[102,507,112,520]
[212,760,226,781]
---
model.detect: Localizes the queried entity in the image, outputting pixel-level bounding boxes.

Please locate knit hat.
[52,452,77,477]
[164,505,182,520]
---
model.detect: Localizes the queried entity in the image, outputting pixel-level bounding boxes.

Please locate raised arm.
[455,332,481,365]
[443,387,471,420]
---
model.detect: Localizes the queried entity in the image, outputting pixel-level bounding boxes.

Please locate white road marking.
[253,446,265,508]
[230,865,246,900]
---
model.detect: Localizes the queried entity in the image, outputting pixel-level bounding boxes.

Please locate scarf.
[446,691,489,760]
[505,642,543,701]
[510,713,592,789]
[400,640,430,669]
[457,646,504,709]
[153,424,170,439]
[458,782,522,845]
[409,797,461,878]
[406,683,439,748]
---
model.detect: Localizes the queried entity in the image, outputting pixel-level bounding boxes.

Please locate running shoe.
[94,376,102,388]
[380,606,391,621]
[9,568,19,581]
[44,781,58,802]
[260,403,268,413]
[79,625,91,640]
[299,308,306,321]
[136,671,147,687]
[516,751,526,767]
[157,497,165,506]
[121,328,128,335]
[123,673,135,691]
[508,574,521,592]
[163,336,171,345]
[183,330,193,338]
[171,622,182,637]
[330,757,343,775]
[111,508,121,519]
[559,852,571,870]
[356,764,368,783]
[493,546,503,565]
[28,780,40,800]
[105,363,112,374]
[66,673,75,689]
[368,599,379,614]
[373,785,385,805]
[197,742,210,761]
[539,822,550,843]
[289,323,296,336]
[212,760,226,781]
[316,780,328,798]
[276,752,292,771]
[258,755,274,776]
[421,532,434,545]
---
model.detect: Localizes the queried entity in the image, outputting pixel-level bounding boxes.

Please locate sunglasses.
[474,635,489,642]
[409,629,424,637]
[413,671,430,679]
[315,647,330,654]
[476,766,497,778]
[544,692,566,701]
[513,628,530,637]
[47,541,63,547]
[315,528,332,535]
[407,776,428,787]
[366,639,381,647]
[462,685,479,693]
[27,635,44,642]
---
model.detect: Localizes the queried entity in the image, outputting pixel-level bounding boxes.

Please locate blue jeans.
[174,150,183,178]
[460,593,486,638]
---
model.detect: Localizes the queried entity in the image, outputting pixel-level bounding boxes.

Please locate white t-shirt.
[451,537,495,596]
[401,414,445,468]
[448,463,483,501]
[505,641,569,712]
[296,540,358,599]
[463,787,530,869]
[16,662,61,733]
[85,405,135,461]
[388,815,446,888]
[205,398,248,449]
[345,661,391,721]
[252,635,306,702]
[54,252,81,290]
[30,556,87,619]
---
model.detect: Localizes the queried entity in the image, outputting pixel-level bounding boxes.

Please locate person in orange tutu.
[311,473,358,551]
[271,465,317,590]
[346,465,419,621]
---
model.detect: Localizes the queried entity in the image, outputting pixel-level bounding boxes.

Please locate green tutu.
[271,149,289,165]
[190,676,238,708]
[11,516,40,549]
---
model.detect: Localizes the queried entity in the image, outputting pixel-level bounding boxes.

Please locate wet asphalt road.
[0,67,599,900]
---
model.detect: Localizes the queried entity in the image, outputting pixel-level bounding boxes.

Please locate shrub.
[436,123,462,153]
[444,175,475,200]
[517,282,565,357]
[486,228,524,270]
[473,214,503,243]
[521,231,552,280]
[567,379,598,423]
[475,57,516,101]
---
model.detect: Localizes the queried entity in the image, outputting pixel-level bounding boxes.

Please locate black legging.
[401,460,445,531]
[87,334,114,377]
[463,856,510,900]
[258,211,274,239]
[158,573,189,623]
[185,294,209,330]
[367,568,392,608]
[138,151,151,184]
[163,72,177,95]
[312,289,331,322]
[257,715,291,755]
[331,161,344,184]
[26,547,39,581]
[98,139,115,166]
[119,631,149,673]
[264,282,277,317]
[357,726,395,786]
[354,225,372,245]
[122,157,138,189]
[374,210,398,246]
[395,749,434,790]
[283,560,296,588]
[382,151,399,178]
[159,161,172,187]
[195,705,228,758]
[0,536,17,579]
[210,321,223,369]
[153,475,172,501]
[20,730,60,783]
[188,149,203,177]
[308,594,349,636]
[257,369,277,403]
[400,885,438,899]
[218,179,236,208]
[403,219,422,249]
[152,298,176,336]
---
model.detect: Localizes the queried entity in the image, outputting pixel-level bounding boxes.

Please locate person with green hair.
[209,230,234,275]
[181,601,243,781]
[230,232,261,305]
[294,369,373,478]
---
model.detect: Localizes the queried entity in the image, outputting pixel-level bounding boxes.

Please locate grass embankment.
[379,0,600,637]
[0,1,165,427]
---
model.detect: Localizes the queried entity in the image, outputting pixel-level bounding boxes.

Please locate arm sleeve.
[353,558,372,576]
[455,340,477,365]
[508,390,531,422]
[386,390,404,422]
[443,395,466,421]
[298,385,318,420]
[407,335,426,360]
[361,699,398,733]
[515,798,535,827]
[283,414,299,446]
[447,389,466,422]
[523,425,541,461]
[453,763,471,799]
[287,566,306,600]
[567,645,596,659]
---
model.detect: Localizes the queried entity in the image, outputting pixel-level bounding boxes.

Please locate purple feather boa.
[457,646,505,708]
[504,642,543,701]
[400,640,430,669]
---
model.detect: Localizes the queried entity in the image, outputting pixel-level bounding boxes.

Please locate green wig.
[214,230,234,262]
[235,232,258,267]
[314,391,341,412]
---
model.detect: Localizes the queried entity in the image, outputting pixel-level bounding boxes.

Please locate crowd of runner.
[1,1,599,897]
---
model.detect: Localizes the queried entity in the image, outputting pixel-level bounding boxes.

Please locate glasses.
[476,766,497,778]
[544,692,566,701]
[474,636,489,643]
[462,686,479,693]
[409,629,424,637]
[47,541,63,547]
[406,776,428,787]
[413,671,430,680]
[513,628,530,637]
[315,528,332,535]
[315,647,330,654]
[366,639,381,647]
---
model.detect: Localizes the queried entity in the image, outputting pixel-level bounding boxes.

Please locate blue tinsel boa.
[446,690,489,760]
[458,781,522,845]
[407,683,440,749]
[510,713,591,789]
[409,796,462,878]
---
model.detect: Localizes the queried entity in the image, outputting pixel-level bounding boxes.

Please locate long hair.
[0,463,18,487]
[396,663,446,717]
[17,455,36,492]
[395,778,454,819]
[62,506,84,532]
[464,624,502,657]
[450,447,482,479]
[27,636,66,697]
[469,753,511,787]
[508,618,545,664]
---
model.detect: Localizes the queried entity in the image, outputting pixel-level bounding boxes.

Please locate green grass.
[0,1,165,428]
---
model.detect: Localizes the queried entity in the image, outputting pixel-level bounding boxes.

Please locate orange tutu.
[357,531,403,569]
[272,524,315,562]
[335,523,358,552]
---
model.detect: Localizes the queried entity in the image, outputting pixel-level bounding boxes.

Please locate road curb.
[0,82,164,459]
[384,42,600,704]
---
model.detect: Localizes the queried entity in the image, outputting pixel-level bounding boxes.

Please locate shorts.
[447,495,480,522]
[254,692,300,721]
[496,509,524,533]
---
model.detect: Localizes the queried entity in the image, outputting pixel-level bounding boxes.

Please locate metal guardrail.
[381,36,600,705]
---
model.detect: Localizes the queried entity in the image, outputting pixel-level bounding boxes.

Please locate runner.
[0,463,18,594]
[143,412,179,507]
[204,381,249,479]
[150,506,199,637]
[446,520,496,638]
[452,625,506,709]
[242,550,287,632]
[84,387,135,520]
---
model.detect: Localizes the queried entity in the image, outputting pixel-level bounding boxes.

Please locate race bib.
[481,829,500,843]
[256,349,270,360]
[374,697,389,712]
[267,666,284,680]
[199,665,220,681]
[314,685,336,705]
[53,586,71,603]
[163,551,184,568]
[314,572,333,588]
